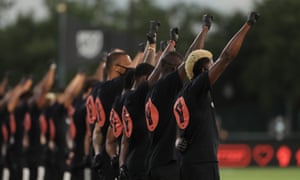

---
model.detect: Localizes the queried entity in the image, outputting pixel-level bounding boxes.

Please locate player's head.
[185,49,213,80]
[134,63,154,79]
[122,63,155,90]
[105,49,134,80]
[134,63,155,84]
[161,51,183,75]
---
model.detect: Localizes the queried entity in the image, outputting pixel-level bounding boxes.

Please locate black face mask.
[115,64,134,75]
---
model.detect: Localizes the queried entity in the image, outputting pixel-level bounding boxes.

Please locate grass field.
[220,167,300,180]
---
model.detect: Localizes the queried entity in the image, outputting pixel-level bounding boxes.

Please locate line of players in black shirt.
[0,12,259,180]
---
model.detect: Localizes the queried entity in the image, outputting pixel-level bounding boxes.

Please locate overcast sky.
[3,0,261,25]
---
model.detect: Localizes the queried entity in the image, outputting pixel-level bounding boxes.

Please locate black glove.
[147,20,160,44]
[147,32,156,44]
[202,14,213,29]
[118,164,129,180]
[149,20,160,34]
[247,12,260,26]
[92,154,105,174]
[175,137,188,153]
[170,27,179,43]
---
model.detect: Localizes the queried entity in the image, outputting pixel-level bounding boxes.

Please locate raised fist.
[247,12,260,25]
[170,27,179,43]
[147,31,156,44]
[149,20,160,34]
[202,14,213,29]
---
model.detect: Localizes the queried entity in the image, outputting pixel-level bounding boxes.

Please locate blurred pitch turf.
[220,167,300,180]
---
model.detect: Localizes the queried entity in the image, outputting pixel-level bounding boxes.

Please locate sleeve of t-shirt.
[126,81,149,107]
[91,81,102,98]
[189,72,211,97]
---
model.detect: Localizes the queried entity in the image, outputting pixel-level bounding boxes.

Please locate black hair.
[161,51,183,73]
[192,57,210,79]
[134,63,155,79]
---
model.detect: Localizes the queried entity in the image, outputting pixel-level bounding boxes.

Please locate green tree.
[0,15,56,85]
[240,0,300,129]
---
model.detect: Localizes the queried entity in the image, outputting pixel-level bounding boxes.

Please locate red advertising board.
[218,141,300,167]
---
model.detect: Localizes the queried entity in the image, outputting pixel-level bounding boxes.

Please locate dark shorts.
[148,161,180,180]
[94,153,117,180]
[180,162,220,180]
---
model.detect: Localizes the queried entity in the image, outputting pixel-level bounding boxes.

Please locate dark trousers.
[148,161,179,180]
[71,166,84,180]
[94,155,116,180]
[7,149,23,180]
[180,162,220,180]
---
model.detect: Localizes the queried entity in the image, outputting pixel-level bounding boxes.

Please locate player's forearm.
[209,12,259,85]
[143,43,156,66]
[119,135,129,166]
[106,140,118,159]
[84,132,91,156]
[220,23,251,64]
[209,23,251,85]
[92,124,103,155]
[185,26,209,59]
[105,127,118,159]
[147,40,176,87]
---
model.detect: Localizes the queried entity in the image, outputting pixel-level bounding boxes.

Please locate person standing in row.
[105,20,159,180]
[44,72,86,180]
[24,63,56,180]
[144,14,213,180]
[89,50,140,180]
[173,12,259,180]
[70,78,98,180]
[118,24,177,180]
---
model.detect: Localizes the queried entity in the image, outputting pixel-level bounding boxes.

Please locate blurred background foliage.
[0,0,300,135]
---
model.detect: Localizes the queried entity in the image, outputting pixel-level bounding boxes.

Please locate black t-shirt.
[145,71,183,169]
[174,72,219,164]
[12,100,28,149]
[28,103,42,149]
[0,107,9,147]
[93,72,131,154]
[72,95,87,164]
[86,81,105,126]
[51,102,68,151]
[41,104,53,143]
[0,107,9,165]
[110,91,129,140]
[122,82,150,175]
